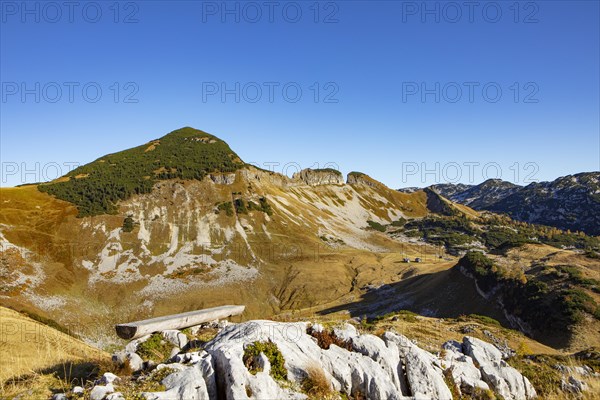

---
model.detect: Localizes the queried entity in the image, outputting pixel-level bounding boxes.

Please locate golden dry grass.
[302,363,336,399]
[0,307,108,383]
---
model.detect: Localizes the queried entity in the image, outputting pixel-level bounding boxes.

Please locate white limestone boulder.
[463,336,537,399]
[350,331,409,395]
[441,340,490,395]
[112,350,144,372]
[142,361,215,400]
[383,332,453,399]
[90,384,114,400]
[99,372,120,385]
[162,330,189,349]
[320,343,404,399]
[204,320,316,399]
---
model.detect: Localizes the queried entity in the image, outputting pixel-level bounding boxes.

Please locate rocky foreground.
[52,320,596,400]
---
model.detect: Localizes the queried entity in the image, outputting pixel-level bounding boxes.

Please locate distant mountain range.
[402,173,600,236]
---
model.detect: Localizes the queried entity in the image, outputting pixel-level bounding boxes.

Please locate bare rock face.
[209,173,236,185]
[346,171,380,188]
[292,168,344,186]
[383,332,453,399]
[441,340,490,396]
[463,336,537,400]
[562,376,589,393]
[346,328,409,394]
[143,360,216,400]
[162,330,189,349]
[90,384,115,400]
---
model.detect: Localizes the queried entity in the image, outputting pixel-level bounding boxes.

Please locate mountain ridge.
[404,172,600,235]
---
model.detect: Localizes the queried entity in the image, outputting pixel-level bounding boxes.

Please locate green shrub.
[366,220,386,232]
[122,216,135,233]
[312,168,342,175]
[390,217,407,227]
[217,202,233,216]
[247,197,273,216]
[483,227,529,249]
[459,251,495,278]
[136,334,174,363]
[374,310,418,323]
[585,250,600,259]
[404,216,480,253]
[563,289,598,319]
[407,214,599,253]
[258,197,273,216]
[234,198,248,214]
[468,314,501,326]
[243,341,287,381]
[551,265,600,289]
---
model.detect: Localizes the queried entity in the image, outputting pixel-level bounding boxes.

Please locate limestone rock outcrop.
[292,168,344,186]
[63,320,546,400]
[346,172,381,188]
[463,336,537,400]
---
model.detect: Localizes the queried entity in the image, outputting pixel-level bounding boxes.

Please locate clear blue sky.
[1,0,599,188]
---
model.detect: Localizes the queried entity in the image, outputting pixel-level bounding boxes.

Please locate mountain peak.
[38,127,245,216]
[479,178,520,188]
[161,126,219,140]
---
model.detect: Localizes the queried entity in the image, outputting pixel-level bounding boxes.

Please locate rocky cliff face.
[292,168,344,186]
[209,173,237,185]
[346,171,381,188]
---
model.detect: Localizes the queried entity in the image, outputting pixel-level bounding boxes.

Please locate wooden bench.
[115,305,245,340]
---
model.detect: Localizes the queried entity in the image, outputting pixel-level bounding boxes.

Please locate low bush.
[243,341,287,381]
[247,197,273,216]
[217,202,233,216]
[122,216,135,233]
[302,364,334,399]
[234,198,248,214]
[136,334,173,363]
[366,220,386,232]
[390,217,407,227]
[308,328,353,351]
[467,314,501,327]
[374,310,418,323]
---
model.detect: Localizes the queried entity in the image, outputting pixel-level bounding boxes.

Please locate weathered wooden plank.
[115,305,245,340]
